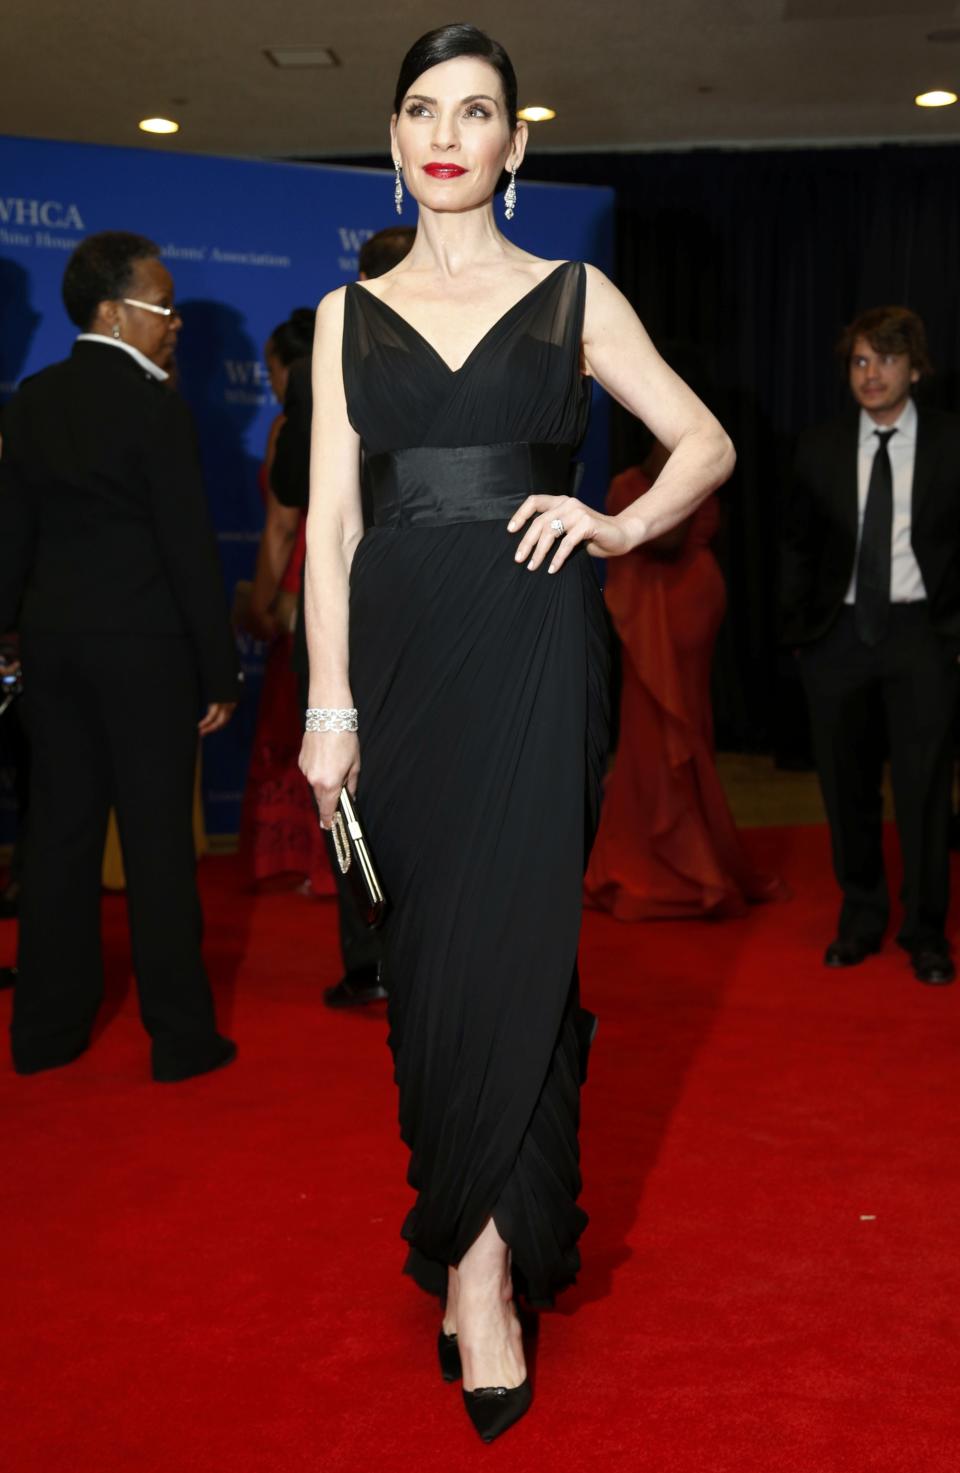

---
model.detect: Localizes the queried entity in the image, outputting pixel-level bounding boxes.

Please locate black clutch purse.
[329,788,387,928]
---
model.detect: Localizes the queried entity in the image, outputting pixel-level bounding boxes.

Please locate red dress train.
[585,469,783,920]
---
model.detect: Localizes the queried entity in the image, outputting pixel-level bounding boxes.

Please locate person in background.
[0,230,240,1078]
[271,224,415,1009]
[237,308,335,898]
[245,309,317,642]
[0,637,23,988]
[585,350,784,919]
[781,306,960,985]
[0,636,26,923]
[0,395,26,924]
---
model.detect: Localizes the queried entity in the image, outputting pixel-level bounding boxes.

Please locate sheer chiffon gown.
[343,261,610,1305]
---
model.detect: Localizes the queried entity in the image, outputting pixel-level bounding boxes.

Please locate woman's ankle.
[456,1290,526,1390]
[456,1278,521,1347]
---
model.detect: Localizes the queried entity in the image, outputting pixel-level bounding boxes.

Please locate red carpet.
[2,825,960,1473]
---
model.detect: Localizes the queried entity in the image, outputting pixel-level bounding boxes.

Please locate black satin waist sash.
[365,442,581,529]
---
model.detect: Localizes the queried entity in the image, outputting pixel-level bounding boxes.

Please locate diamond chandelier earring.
[504,167,518,221]
[394,159,403,215]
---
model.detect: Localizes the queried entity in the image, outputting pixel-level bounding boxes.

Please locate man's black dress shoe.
[911,949,955,986]
[0,965,16,989]
[824,937,882,968]
[323,966,388,1010]
[14,1038,89,1074]
[152,1036,237,1083]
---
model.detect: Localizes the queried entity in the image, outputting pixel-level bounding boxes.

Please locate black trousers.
[296,673,382,982]
[12,634,225,1073]
[0,696,29,890]
[800,605,960,948]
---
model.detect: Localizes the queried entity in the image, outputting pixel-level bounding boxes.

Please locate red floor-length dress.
[238,467,334,895]
[585,468,782,920]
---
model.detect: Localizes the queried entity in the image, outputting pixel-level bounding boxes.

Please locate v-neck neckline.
[352,261,572,377]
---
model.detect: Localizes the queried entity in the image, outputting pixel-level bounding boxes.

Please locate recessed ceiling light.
[517,106,556,123]
[139,117,180,134]
[264,47,339,68]
[915,89,958,107]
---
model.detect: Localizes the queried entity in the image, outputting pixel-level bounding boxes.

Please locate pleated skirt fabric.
[349,521,609,1305]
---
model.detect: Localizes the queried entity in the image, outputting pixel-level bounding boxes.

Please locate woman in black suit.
[0,231,240,1080]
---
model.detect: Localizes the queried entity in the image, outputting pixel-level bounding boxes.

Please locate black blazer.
[779,403,960,646]
[0,340,239,701]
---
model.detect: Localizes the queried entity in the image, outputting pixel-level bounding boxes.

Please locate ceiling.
[4,0,960,159]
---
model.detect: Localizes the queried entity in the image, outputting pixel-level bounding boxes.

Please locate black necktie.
[854,428,896,646]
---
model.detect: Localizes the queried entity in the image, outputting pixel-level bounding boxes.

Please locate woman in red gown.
[585,446,784,920]
[238,312,334,895]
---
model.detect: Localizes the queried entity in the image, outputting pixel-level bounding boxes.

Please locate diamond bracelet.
[304,707,358,733]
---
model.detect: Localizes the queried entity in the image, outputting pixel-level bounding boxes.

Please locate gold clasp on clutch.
[330,811,352,874]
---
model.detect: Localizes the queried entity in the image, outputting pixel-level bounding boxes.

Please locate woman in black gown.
[299,24,735,1442]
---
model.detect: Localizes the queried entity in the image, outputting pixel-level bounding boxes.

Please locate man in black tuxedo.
[0,231,240,1076]
[781,306,960,985]
[272,226,414,1010]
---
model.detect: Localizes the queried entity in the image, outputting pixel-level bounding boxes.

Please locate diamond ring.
[550,518,565,537]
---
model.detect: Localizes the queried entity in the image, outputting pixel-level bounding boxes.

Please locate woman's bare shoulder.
[582,264,645,342]
[513,253,573,284]
[518,252,571,268]
[315,285,349,325]
[582,261,621,299]
[351,264,406,303]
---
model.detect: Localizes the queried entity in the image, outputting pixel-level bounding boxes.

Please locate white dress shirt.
[844,396,925,604]
[75,333,169,382]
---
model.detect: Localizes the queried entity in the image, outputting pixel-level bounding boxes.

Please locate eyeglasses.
[122,297,178,318]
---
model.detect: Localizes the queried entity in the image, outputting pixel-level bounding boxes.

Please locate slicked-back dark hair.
[359,225,415,279]
[268,307,316,366]
[62,230,161,330]
[393,23,518,127]
[836,305,933,378]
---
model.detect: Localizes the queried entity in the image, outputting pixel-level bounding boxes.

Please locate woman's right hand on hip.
[299,732,360,829]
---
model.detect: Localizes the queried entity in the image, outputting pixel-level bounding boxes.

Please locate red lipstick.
[424,163,467,178]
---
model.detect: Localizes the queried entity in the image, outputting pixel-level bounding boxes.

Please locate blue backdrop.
[0,136,614,840]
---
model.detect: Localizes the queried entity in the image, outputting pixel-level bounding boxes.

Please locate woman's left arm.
[511,265,735,573]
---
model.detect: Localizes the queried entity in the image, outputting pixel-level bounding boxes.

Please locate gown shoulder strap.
[523,261,586,360]
[341,281,415,418]
[342,280,417,360]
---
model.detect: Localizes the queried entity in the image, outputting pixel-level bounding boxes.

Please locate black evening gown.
[344,261,610,1306]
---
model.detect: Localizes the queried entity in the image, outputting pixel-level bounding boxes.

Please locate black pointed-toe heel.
[462,1380,532,1442]
[438,1329,462,1382]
